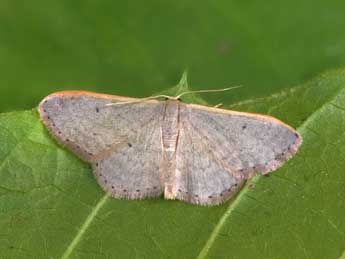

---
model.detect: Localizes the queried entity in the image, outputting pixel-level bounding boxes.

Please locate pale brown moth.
[38,89,302,206]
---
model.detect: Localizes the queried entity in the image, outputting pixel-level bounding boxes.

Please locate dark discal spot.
[239,169,244,172]
[76,145,80,149]
[234,183,238,186]
[136,189,140,192]
[99,173,102,176]
[44,100,48,104]
[185,191,189,194]
[66,139,70,142]
[93,133,97,136]
[242,124,247,130]
[153,186,157,189]
[95,163,99,167]
[227,188,231,192]
[220,193,223,197]
[294,133,299,138]
[47,116,50,120]
[88,152,93,156]
[43,109,47,112]
[112,186,114,189]
[127,143,132,147]
[252,166,256,170]
[178,189,181,192]
[146,187,150,190]
[123,189,127,192]
[195,194,199,197]
[96,107,99,113]
[58,131,62,135]
[208,196,213,199]
[164,97,169,100]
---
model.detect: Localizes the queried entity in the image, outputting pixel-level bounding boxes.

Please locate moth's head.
[164,96,182,102]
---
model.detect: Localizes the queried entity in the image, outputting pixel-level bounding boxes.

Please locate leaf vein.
[60,194,109,259]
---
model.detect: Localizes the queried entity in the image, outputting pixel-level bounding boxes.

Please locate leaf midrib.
[60,194,109,259]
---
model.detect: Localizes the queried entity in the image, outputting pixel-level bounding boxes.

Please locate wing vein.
[183,120,236,176]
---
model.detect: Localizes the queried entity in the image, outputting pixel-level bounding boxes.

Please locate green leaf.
[1,1,345,111]
[1,69,345,258]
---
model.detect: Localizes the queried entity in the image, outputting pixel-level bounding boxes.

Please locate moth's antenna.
[105,94,173,106]
[105,85,243,107]
[175,85,243,99]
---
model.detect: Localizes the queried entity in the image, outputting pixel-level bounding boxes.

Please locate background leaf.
[1,69,345,258]
[1,0,345,111]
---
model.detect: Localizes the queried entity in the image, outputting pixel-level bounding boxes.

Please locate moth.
[38,90,302,205]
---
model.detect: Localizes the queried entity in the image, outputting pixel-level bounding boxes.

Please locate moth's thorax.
[161,100,180,155]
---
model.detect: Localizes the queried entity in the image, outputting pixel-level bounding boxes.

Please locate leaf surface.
[1,70,345,258]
